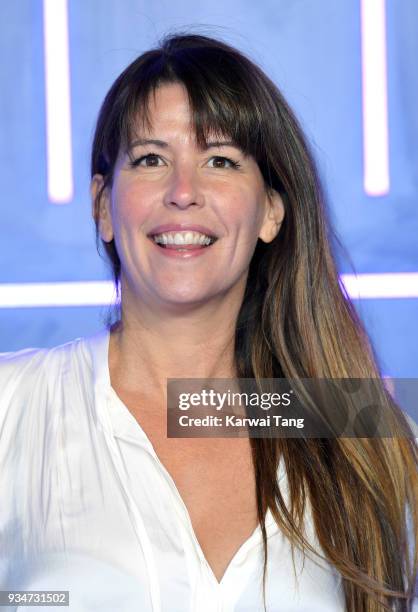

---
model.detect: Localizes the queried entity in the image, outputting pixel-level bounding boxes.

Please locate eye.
[207,156,241,169]
[130,153,165,168]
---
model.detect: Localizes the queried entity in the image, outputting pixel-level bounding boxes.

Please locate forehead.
[147,82,190,114]
[127,82,233,147]
[136,83,194,140]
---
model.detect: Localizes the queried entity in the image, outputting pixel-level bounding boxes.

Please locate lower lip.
[148,238,215,258]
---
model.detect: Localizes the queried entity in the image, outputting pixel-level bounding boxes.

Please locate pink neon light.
[360,0,390,196]
[43,0,73,204]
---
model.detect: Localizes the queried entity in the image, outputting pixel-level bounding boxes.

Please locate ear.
[258,189,285,244]
[91,174,114,243]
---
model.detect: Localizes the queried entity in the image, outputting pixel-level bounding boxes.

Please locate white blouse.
[0,327,410,611]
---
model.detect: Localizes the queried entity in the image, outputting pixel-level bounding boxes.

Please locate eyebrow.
[129,138,168,149]
[128,138,240,151]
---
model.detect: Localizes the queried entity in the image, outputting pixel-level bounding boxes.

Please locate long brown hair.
[91,33,418,611]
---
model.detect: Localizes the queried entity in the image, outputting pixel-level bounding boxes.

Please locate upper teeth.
[152,231,214,246]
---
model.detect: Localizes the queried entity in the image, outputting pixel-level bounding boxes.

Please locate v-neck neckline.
[87,326,284,588]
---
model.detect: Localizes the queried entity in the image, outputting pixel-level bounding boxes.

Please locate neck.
[108,291,243,399]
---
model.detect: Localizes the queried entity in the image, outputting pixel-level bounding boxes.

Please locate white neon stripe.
[43,0,73,203]
[340,273,418,299]
[360,0,390,196]
[0,275,417,309]
[0,282,117,308]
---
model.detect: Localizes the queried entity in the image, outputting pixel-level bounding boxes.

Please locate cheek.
[224,187,265,231]
[111,183,151,229]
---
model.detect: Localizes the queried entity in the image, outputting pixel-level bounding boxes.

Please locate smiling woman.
[91,82,283,312]
[0,33,417,612]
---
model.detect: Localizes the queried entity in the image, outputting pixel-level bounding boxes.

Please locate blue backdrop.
[0,1,417,377]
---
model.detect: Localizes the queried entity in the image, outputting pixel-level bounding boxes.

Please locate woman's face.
[92,83,284,311]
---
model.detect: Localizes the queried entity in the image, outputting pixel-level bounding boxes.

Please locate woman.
[0,33,416,612]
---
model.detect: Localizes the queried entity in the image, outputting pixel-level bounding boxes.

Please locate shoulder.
[0,326,110,411]
[0,332,106,434]
[0,346,49,416]
[0,337,83,398]
[0,330,109,539]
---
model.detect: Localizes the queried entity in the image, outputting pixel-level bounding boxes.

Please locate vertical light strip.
[360,0,390,196]
[43,0,73,203]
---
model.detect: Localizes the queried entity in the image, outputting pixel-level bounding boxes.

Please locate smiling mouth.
[153,242,217,251]
[148,231,218,250]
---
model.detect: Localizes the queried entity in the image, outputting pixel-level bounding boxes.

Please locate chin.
[158,292,215,308]
[153,285,226,309]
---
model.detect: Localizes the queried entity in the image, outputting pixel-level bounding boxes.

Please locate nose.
[163,165,203,210]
